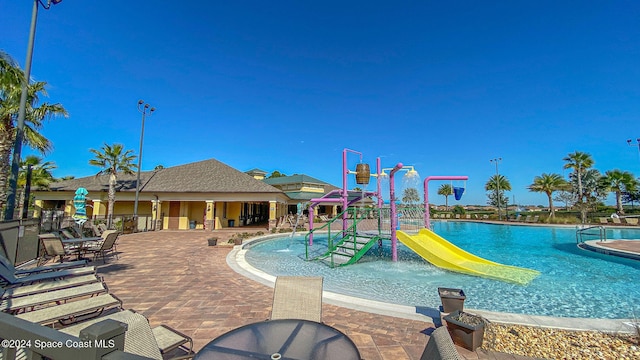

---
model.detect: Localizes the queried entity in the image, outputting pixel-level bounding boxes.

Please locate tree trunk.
[616,191,624,214]
[547,192,555,219]
[107,173,117,228]
[0,123,16,211]
[445,196,449,211]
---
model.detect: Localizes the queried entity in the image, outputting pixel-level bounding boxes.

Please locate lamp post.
[490,158,502,221]
[133,100,155,230]
[627,138,640,163]
[4,0,62,220]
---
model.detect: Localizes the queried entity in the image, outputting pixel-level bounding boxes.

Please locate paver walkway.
[94,228,536,360]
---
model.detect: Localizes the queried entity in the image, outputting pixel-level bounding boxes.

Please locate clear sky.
[3,1,640,206]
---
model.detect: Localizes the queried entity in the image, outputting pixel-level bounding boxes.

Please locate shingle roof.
[47,158,283,194]
[263,174,332,186]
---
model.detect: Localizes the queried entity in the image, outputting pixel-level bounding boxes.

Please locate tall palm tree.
[528,173,569,219]
[437,184,453,210]
[485,175,511,210]
[17,155,56,217]
[563,151,594,223]
[600,169,637,215]
[89,143,137,227]
[0,53,67,211]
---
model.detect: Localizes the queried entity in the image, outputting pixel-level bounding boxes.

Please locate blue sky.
[3,1,640,206]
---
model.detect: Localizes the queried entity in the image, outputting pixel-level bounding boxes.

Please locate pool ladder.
[576,225,607,244]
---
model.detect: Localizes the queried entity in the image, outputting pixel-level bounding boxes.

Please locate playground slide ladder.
[319,235,379,267]
[305,208,381,268]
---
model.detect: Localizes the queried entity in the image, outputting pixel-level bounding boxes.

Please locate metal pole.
[4,0,39,220]
[133,100,154,231]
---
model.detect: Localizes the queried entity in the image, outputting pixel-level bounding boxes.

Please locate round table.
[194,319,361,360]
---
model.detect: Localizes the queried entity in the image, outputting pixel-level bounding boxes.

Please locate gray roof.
[47,158,283,194]
[263,174,333,187]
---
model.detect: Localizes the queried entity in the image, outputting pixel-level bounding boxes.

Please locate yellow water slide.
[396,229,539,285]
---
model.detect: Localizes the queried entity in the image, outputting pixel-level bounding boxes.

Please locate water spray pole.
[389,162,403,262]
[376,158,382,209]
[423,175,469,229]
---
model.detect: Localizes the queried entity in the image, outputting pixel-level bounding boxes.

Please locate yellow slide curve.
[396,229,540,285]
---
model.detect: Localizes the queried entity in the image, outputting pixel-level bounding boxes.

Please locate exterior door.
[168,202,180,229]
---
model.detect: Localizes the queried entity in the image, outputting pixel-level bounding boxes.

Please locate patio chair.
[15,293,123,326]
[38,233,81,263]
[271,276,323,323]
[599,217,609,224]
[611,216,622,224]
[0,260,95,288]
[524,215,533,223]
[624,217,639,225]
[82,230,120,263]
[61,309,194,359]
[1,281,108,314]
[420,326,462,360]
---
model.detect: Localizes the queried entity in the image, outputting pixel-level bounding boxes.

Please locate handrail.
[576,225,606,244]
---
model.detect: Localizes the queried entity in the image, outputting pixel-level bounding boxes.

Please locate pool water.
[244,222,640,319]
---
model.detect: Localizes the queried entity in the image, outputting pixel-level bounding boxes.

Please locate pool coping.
[227,233,638,335]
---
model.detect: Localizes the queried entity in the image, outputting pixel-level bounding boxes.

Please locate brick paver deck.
[94,228,535,360]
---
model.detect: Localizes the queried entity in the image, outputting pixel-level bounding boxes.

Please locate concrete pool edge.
[227,233,637,335]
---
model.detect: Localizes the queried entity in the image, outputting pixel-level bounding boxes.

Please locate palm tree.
[437,184,453,210]
[402,187,420,205]
[563,151,594,223]
[600,169,637,215]
[89,143,137,227]
[17,155,56,217]
[0,53,67,211]
[485,175,511,211]
[528,173,569,219]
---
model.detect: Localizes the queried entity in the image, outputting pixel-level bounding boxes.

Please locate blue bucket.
[453,187,465,201]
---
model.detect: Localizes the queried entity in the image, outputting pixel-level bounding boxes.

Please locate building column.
[268,201,277,231]
[152,200,162,231]
[205,201,216,231]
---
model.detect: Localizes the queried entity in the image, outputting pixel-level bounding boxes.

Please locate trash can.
[228,219,235,227]
[189,220,196,229]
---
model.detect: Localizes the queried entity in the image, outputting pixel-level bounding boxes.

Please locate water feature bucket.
[355,163,370,185]
[453,187,465,201]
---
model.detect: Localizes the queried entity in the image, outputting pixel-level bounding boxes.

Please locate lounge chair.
[532,215,539,223]
[271,276,323,323]
[524,215,533,223]
[82,231,120,263]
[420,326,462,360]
[1,281,108,314]
[611,216,622,225]
[16,293,123,326]
[61,309,194,359]
[599,217,609,224]
[0,254,88,276]
[624,217,638,225]
[1,274,103,299]
[509,214,522,222]
[0,261,95,288]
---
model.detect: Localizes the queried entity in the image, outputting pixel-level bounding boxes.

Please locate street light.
[627,138,640,162]
[133,100,155,230]
[490,157,502,221]
[4,0,62,220]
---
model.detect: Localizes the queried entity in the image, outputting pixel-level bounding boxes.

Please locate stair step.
[330,253,353,265]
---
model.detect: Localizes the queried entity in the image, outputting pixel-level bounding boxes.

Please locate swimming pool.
[244,222,640,319]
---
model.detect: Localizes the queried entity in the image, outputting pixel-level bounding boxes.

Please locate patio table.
[194,319,361,360]
[62,237,102,261]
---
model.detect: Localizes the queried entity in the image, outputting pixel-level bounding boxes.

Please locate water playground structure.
[301,148,540,285]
